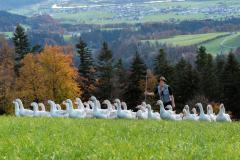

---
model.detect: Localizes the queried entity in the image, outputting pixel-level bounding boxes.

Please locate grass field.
[143,32,240,55]
[0,117,240,159]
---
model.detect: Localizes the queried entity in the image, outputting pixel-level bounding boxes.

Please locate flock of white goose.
[12,96,231,122]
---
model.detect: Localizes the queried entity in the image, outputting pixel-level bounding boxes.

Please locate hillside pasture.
[0,117,239,159]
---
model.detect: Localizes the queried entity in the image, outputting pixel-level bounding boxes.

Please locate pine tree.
[0,36,15,114]
[213,55,226,101]
[221,53,240,117]
[13,24,30,74]
[154,48,174,83]
[195,46,217,100]
[111,59,126,99]
[123,52,146,109]
[202,54,217,100]
[75,38,95,100]
[195,46,208,73]
[172,58,199,109]
[96,42,113,100]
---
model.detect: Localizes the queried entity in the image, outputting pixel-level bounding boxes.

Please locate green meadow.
[143,32,240,55]
[0,117,239,159]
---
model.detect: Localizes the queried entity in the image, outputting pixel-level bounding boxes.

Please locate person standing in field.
[145,76,176,108]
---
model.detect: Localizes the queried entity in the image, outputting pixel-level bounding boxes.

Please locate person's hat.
[159,76,167,82]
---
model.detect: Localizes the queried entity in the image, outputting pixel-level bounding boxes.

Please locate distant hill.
[0,11,27,31]
[0,0,45,10]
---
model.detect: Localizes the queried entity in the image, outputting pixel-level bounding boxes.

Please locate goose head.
[182,108,187,116]
[114,99,121,105]
[48,100,56,112]
[66,99,74,109]
[207,104,213,115]
[89,96,97,102]
[141,102,147,107]
[192,107,197,115]
[62,101,69,110]
[195,103,204,114]
[156,100,165,112]
[31,102,39,112]
[156,100,164,106]
[166,105,173,111]
[184,105,190,113]
[121,102,127,110]
[219,104,225,114]
[146,104,152,110]
[38,103,46,111]
[114,102,120,111]
[15,99,24,110]
[75,98,82,104]
[13,100,20,116]
[103,100,113,110]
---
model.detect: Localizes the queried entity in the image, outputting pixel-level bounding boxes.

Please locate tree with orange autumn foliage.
[16,54,46,104]
[16,45,81,104]
[38,45,81,102]
[139,70,158,109]
[0,36,15,113]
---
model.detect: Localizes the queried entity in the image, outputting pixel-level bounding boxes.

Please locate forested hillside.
[0,0,44,9]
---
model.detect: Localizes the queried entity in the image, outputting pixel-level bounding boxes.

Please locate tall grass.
[0,117,239,159]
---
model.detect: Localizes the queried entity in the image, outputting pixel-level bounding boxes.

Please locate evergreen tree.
[195,46,208,73]
[202,54,217,100]
[111,59,126,99]
[13,24,30,74]
[195,46,217,100]
[172,58,199,109]
[154,48,174,83]
[75,38,95,100]
[213,55,226,101]
[221,53,240,117]
[124,52,146,109]
[96,42,113,100]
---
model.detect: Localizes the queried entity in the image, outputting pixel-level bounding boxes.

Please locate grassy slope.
[143,32,240,55]
[143,32,229,47]
[0,117,240,159]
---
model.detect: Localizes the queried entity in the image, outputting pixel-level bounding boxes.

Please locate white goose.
[195,103,211,122]
[12,100,20,117]
[48,100,69,117]
[38,103,46,111]
[75,98,85,110]
[114,101,133,119]
[56,104,63,111]
[166,105,176,114]
[64,99,86,118]
[216,104,231,122]
[136,102,148,119]
[121,102,136,118]
[157,100,182,120]
[90,97,109,119]
[15,99,34,117]
[191,107,198,117]
[90,96,109,114]
[31,102,50,117]
[102,100,117,119]
[207,104,216,121]
[146,104,161,120]
[182,105,198,121]
[83,101,93,118]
